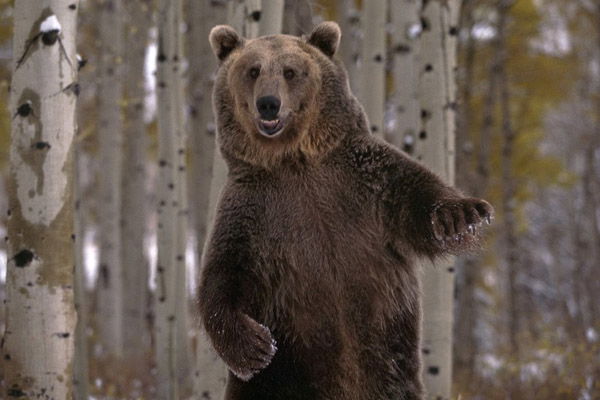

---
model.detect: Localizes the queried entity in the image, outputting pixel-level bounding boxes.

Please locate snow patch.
[40,15,61,33]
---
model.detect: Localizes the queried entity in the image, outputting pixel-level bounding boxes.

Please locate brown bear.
[198,21,493,400]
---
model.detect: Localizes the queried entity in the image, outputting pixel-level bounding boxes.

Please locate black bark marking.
[77,57,87,70]
[69,3,77,10]
[419,131,427,140]
[428,366,440,375]
[449,26,458,36]
[394,44,411,53]
[447,267,455,273]
[250,10,261,21]
[7,386,26,397]
[425,64,433,72]
[100,264,109,287]
[33,141,51,150]
[421,17,430,31]
[15,102,33,118]
[41,31,59,46]
[14,249,34,267]
[54,332,70,338]
[63,82,81,96]
[373,54,383,62]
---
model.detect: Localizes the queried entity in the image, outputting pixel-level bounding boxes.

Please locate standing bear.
[198,21,493,400]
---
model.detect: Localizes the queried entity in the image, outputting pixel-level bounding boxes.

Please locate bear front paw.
[220,313,277,381]
[430,198,494,244]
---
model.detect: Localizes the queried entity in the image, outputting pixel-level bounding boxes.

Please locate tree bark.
[155,0,189,397]
[3,1,78,398]
[389,0,422,148]
[282,0,313,36]
[96,0,125,359]
[74,147,89,400]
[493,2,521,397]
[121,0,151,370]
[453,0,480,390]
[359,0,386,137]
[259,0,284,36]
[337,0,360,95]
[187,1,230,397]
[417,1,460,398]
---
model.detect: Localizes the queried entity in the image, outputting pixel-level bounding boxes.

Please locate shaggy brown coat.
[199,22,493,400]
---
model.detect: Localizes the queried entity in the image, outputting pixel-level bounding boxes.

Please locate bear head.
[209,22,367,168]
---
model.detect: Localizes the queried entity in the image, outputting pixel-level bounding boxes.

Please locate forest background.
[0,0,598,399]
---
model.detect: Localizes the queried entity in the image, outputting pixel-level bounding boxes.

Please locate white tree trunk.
[3,1,78,398]
[337,0,360,95]
[96,0,124,358]
[188,1,229,397]
[155,0,189,397]
[121,0,151,368]
[417,1,460,399]
[282,0,313,36]
[259,0,284,36]
[389,0,422,148]
[74,149,90,400]
[359,0,386,137]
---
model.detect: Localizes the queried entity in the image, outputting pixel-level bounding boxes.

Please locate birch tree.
[417,0,460,398]
[96,0,124,358]
[282,0,313,36]
[259,0,284,36]
[74,146,89,400]
[495,2,521,397]
[121,0,151,369]
[155,0,190,397]
[188,1,229,397]
[389,0,421,148]
[337,0,360,94]
[454,0,482,388]
[359,0,386,137]
[3,2,78,398]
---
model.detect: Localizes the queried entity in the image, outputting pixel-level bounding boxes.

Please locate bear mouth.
[257,118,284,137]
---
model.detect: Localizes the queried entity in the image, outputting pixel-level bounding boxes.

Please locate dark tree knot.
[13,249,34,268]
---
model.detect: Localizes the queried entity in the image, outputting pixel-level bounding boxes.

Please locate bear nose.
[256,96,281,120]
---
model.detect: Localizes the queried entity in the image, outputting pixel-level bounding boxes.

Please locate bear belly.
[232,237,422,399]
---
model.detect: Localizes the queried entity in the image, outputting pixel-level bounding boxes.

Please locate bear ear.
[209,25,244,61]
[307,21,341,58]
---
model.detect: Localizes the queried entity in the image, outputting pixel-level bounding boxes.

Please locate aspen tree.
[3,1,79,398]
[337,0,360,94]
[155,0,189,397]
[188,2,231,399]
[121,0,152,369]
[359,0,386,137]
[96,0,125,358]
[74,149,89,400]
[390,0,422,148]
[417,0,460,398]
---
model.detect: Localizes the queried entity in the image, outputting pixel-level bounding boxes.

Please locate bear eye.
[283,69,295,80]
[249,67,260,79]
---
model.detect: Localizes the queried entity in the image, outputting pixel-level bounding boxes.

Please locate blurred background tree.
[0,0,598,399]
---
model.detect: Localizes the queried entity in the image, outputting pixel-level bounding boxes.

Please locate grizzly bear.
[198,21,493,400]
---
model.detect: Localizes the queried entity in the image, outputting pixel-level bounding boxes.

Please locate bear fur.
[198,22,493,400]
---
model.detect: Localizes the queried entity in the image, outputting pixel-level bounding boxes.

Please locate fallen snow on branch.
[40,15,61,33]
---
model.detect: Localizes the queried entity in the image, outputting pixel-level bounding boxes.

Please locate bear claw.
[223,314,277,382]
[431,198,494,244]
